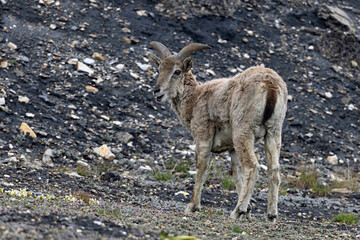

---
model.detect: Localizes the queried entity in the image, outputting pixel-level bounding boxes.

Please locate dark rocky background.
[0,0,359,239]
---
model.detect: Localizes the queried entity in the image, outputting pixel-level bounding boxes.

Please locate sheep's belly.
[211,125,233,153]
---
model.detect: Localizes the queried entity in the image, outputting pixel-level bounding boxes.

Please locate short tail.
[262,81,278,124]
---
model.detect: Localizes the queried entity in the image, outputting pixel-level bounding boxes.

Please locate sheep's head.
[148,41,210,102]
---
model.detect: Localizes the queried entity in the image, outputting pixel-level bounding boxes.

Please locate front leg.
[185,140,212,213]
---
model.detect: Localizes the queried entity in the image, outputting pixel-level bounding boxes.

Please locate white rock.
[138,165,152,172]
[66,172,84,178]
[42,149,54,164]
[327,155,338,165]
[25,113,35,118]
[324,92,332,99]
[218,38,227,44]
[49,24,57,30]
[130,71,139,79]
[0,97,5,106]
[70,114,80,120]
[136,10,148,17]
[136,61,151,71]
[67,58,79,64]
[94,144,115,160]
[8,42,17,50]
[84,58,95,65]
[18,96,30,103]
[205,69,216,76]
[188,170,196,175]
[77,160,90,168]
[243,53,250,59]
[348,104,355,111]
[115,63,124,71]
[76,61,94,75]
[258,164,268,171]
[175,191,189,197]
[308,45,314,50]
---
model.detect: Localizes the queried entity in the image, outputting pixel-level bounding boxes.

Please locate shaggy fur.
[149,42,288,222]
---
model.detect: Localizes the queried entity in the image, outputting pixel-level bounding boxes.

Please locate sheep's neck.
[170,71,198,129]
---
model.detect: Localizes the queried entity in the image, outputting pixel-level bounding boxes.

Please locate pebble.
[42,149,54,165]
[25,113,35,118]
[20,122,37,138]
[83,58,95,65]
[92,52,106,61]
[85,86,99,93]
[8,42,17,50]
[18,96,30,103]
[115,64,124,71]
[1,61,8,68]
[327,155,338,165]
[205,69,216,76]
[76,62,94,75]
[121,27,131,33]
[77,160,90,168]
[350,60,358,67]
[49,24,57,30]
[324,92,332,99]
[136,10,148,17]
[0,97,5,106]
[136,62,151,71]
[94,144,115,160]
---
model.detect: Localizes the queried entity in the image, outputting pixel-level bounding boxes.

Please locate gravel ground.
[0,0,359,239]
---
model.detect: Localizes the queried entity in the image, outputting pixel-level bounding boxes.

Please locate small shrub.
[154,171,172,181]
[332,213,358,225]
[176,161,189,173]
[77,165,92,177]
[279,187,288,196]
[231,225,247,234]
[221,176,235,191]
[74,191,91,204]
[290,169,331,196]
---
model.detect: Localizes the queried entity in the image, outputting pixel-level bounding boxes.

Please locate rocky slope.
[0,0,359,239]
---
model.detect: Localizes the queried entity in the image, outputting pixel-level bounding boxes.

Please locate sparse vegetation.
[154,170,172,181]
[287,168,331,196]
[74,191,91,204]
[332,213,358,225]
[221,175,235,191]
[77,165,92,177]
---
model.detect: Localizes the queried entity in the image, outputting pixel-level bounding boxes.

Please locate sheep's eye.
[174,70,181,75]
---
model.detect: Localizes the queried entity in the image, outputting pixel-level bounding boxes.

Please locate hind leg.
[230,135,258,220]
[265,129,282,222]
[229,150,252,220]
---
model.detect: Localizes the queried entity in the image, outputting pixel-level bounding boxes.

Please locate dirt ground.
[0,0,359,239]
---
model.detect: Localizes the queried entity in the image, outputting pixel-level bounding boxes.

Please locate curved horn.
[150,41,171,59]
[175,43,211,61]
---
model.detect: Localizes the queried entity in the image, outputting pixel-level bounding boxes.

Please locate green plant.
[221,176,235,191]
[73,191,91,204]
[176,160,189,173]
[279,186,288,196]
[154,171,172,181]
[97,207,122,219]
[289,168,331,196]
[77,165,92,177]
[230,225,248,234]
[332,213,358,225]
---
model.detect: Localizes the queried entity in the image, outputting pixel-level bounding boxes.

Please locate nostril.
[153,89,160,95]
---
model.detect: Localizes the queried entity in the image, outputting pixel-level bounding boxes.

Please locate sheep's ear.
[148,54,161,68]
[182,57,193,72]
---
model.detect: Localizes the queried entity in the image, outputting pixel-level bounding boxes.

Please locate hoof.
[230,210,252,221]
[267,214,277,223]
[185,203,201,213]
